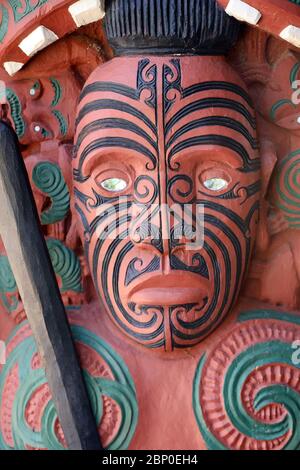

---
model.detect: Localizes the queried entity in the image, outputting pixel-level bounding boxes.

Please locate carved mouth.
[127,272,209,306]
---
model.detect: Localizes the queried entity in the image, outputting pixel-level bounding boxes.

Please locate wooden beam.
[217,0,300,48]
[0,122,102,450]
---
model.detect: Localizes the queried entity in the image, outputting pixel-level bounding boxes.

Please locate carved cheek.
[172,162,260,322]
[7,75,80,144]
[5,88,53,143]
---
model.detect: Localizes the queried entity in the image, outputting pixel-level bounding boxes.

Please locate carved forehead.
[74,56,258,180]
[80,55,248,93]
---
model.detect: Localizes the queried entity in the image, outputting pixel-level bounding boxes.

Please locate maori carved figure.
[1,0,300,451]
[0,31,105,318]
[74,55,260,350]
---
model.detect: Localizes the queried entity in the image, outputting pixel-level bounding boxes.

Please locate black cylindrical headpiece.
[105,0,240,56]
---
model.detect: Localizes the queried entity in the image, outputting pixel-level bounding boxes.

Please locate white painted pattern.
[225,0,261,25]
[18,26,59,57]
[280,25,300,48]
[3,61,24,76]
[68,0,105,27]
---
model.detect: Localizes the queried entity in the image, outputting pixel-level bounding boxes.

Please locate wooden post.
[0,122,102,450]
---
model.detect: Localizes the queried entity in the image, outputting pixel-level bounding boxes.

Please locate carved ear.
[217,0,300,50]
[255,138,278,254]
[0,0,105,77]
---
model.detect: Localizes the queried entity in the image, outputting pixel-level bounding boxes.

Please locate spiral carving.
[0,322,138,450]
[193,310,300,450]
[32,162,70,225]
[0,256,16,293]
[0,255,18,313]
[276,150,300,229]
[46,239,82,293]
[134,175,158,205]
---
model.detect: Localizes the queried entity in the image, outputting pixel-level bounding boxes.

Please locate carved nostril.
[131,232,157,248]
[180,234,197,244]
[130,222,161,245]
[171,224,198,250]
[171,238,197,254]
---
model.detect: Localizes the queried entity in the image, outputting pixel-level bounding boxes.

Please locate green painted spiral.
[32,162,70,225]
[8,0,48,22]
[276,149,300,228]
[0,323,138,450]
[193,310,300,450]
[46,239,82,293]
[290,62,300,86]
[269,61,300,122]
[0,255,16,293]
[0,255,18,313]
[0,239,82,307]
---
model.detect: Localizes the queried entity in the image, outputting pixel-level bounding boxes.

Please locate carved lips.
[128,272,209,307]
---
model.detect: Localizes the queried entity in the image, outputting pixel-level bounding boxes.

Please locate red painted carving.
[1,0,300,451]
[0,0,88,72]
[197,315,300,450]
[0,321,123,450]
[73,55,260,350]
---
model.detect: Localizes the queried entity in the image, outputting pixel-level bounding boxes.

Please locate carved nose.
[170,224,198,253]
[130,216,199,254]
[129,206,162,248]
[130,224,162,253]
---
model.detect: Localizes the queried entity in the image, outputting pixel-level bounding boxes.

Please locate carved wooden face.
[255,52,300,134]
[5,71,81,144]
[73,56,260,351]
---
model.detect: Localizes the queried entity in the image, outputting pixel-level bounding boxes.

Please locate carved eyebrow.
[74,137,157,183]
[167,135,260,173]
[52,109,68,137]
[166,116,259,151]
[76,99,156,135]
[165,97,256,137]
[75,92,159,182]
[75,118,158,154]
[165,80,259,173]
[79,81,139,102]
[50,78,63,107]
[182,81,254,109]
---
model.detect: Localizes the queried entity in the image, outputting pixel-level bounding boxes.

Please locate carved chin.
[99,267,242,352]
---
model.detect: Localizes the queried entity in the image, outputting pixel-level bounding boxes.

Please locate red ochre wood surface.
[73,55,260,350]
[0,0,79,69]
[218,0,300,41]
[1,0,300,451]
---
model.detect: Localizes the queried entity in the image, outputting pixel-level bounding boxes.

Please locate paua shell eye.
[95,168,130,194]
[100,177,128,192]
[203,177,229,191]
[200,168,231,193]
[29,80,42,99]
